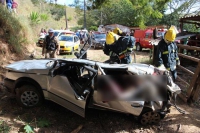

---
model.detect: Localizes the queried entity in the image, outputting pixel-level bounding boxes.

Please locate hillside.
[16,0,78,30]
[0,0,79,61]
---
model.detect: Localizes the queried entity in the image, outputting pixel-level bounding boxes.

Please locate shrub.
[89,26,98,31]
[40,13,49,21]
[29,11,41,25]
[68,16,72,21]
[0,5,28,54]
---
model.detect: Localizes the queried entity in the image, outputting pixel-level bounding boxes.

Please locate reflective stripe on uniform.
[166,68,170,70]
[127,47,133,51]
[119,50,127,55]
[176,58,179,60]
[162,51,169,54]
[109,51,113,56]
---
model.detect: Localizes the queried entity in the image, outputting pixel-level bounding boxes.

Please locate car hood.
[95,38,106,42]
[5,59,54,74]
[60,41,74,46]
[96,62,155,75]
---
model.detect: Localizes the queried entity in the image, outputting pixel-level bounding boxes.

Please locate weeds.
[30,11,41,25]
[0,120,10,133]
[40,13,49,21]
[0,5,27,54]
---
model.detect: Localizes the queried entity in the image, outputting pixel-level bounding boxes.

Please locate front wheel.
[16,84,43,108]
[136,43,142,51]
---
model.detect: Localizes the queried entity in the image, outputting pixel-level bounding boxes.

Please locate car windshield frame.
[59,36,73,42]
[94,34,106,39]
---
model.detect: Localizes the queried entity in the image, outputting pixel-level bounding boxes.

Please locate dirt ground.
[0,46,200,133]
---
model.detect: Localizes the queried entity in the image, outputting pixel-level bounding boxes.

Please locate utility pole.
[84,0,86,29]
[101,10,102,25]
[65,4,68,29]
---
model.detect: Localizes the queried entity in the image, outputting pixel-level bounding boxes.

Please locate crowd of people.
[1,0,18,14]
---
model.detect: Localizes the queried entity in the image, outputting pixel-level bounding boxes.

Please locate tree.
[159,0,200,30]
[49,4,65,21]
[88,0,170,28]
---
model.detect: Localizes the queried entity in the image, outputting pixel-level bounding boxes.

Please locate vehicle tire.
[136,43,142,51]
[138,108,162,125]
[16,84,43,108]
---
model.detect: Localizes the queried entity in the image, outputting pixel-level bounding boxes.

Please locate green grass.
[0,5,28,54]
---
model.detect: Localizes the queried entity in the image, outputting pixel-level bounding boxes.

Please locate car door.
[47,63,88,117]
[92,68,144,116]
[74,36,80,50]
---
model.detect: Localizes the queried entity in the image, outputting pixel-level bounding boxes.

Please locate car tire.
[136,43,142,51]
[138,107,162,125]
[16,84,43,108]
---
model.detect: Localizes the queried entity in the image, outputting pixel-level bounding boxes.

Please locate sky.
[56,0,76,6]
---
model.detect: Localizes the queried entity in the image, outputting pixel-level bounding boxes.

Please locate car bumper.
[94,43,105,47]
[60,47,72,53]
[4,78,15,93]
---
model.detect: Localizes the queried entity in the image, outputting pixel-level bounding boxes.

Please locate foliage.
[0,5,27,54]
[0,120,10,133]
[71,25,83,31]
[37,119,51,128]
[40,13,49,21]
[74,0,169,28]
[89,26,98,31]
[68,16,72,21]
[50,4,66,21]
[24,124,34,133]
[153,0,200,28]
[29,11,41,24]
[31,0,46,6]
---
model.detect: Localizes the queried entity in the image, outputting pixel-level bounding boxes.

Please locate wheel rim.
[21,91,39,107]
[140,111,161,125]
[136,44,140,51]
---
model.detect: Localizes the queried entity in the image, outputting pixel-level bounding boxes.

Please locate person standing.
[6,0,12,12]
[103,32,135,64]
[156,26,180,81]
[11,0,18,14]
[42,28,60,58]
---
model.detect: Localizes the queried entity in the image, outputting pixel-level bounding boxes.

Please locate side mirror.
[153,28,158,39]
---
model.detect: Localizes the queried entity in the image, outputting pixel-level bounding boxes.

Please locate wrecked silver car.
[3,56,183,125]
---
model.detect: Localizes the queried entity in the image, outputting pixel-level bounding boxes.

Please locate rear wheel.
[138,108,163,125]
[136,43,142,51]
[16,84,43,108]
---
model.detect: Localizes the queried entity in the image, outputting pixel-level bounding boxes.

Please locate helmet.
[48,28,54,33]
[106,32,120,45]
[113,28,122,35]
[164,26,177,42]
